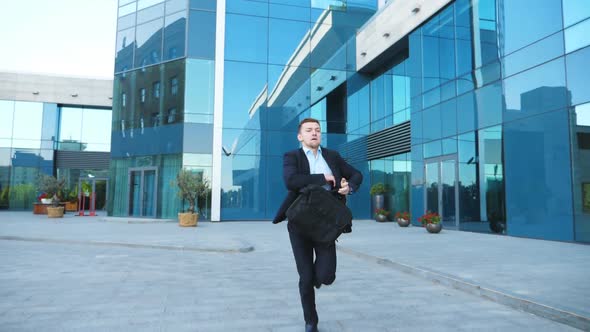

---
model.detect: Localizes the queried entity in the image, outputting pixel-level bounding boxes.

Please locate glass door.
[424,156,459,228]
[128,167,158,217]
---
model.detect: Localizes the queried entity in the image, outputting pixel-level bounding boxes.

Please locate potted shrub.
[418,211,442,233]
[369,182,387,213]
[395,211,411,227]
[173,169,210,227]
[374,208,390,222]
[37,174,66,218]
[64,187,79,212]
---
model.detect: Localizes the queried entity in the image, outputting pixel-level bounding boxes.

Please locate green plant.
[370,182,387,195]
[172,169,210,214]
[374,208,390,217]
[418,211,441,225]
[37,174,65,203]
[65,186,79,203]
[81,181,92,197]
[395,211,410,220]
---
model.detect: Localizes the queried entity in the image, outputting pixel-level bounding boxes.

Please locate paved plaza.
[0,212,588,331]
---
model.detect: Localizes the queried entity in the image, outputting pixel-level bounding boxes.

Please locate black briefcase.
[286,184,353,243]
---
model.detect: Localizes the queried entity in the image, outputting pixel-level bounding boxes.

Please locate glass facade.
[0,100,112,211]
[110,0,589,242]
[220,0,376,220]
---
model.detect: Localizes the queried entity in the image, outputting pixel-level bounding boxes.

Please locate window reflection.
[164,11,186,61]
[563,0,590,28]
[225,14,268,63]
[187,10,216,59]
[0,100,14,141]
[135,18,163,67]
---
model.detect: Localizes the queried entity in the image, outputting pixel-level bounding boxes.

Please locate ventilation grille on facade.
[366,121,411,160]
[338,136,368,164]
[55,151,110,169]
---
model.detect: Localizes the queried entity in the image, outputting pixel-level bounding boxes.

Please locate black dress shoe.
[305,323,318,332]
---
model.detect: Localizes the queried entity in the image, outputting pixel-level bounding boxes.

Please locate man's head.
[297,118,321,150]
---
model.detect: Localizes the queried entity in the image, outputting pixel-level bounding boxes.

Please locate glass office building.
[112,0,589,243]
[0,73,113,211]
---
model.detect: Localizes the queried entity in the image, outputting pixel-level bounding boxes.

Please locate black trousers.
[288,228,337,325]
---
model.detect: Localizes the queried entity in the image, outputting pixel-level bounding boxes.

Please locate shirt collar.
[302,145,322,156]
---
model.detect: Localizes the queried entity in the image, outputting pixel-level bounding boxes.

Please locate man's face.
[298,122,321,149]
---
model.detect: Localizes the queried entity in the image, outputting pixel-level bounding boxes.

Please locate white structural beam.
[356,0,453,72]
[0,72,113,107]
[211,0,226,222]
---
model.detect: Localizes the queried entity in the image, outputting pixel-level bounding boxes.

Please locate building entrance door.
[424,155,459,228]
[128,167,157,217]
[78,177,109,212]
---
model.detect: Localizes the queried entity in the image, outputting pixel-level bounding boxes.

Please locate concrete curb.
[99,217,176,223]
[337,245,589,331]
[0,236,255,254]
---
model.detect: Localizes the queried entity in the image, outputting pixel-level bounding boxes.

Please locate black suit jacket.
[272,147,363,224]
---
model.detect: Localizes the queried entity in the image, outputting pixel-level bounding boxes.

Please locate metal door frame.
[128,167,158,218]
[78,177,109,211]
[424,154,460,228]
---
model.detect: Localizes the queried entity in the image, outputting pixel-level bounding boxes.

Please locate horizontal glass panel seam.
[164,8,188,16]
[114,57,186,75]
[502,107,568,126]
[500,30,566,59]
[503,55,566,81]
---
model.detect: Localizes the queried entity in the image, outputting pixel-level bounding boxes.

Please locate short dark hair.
[298,118,320,132]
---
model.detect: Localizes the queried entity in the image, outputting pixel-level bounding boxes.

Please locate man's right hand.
[324,174,335,188]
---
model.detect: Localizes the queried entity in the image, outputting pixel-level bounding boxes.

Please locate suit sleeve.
[283,151,326,191]
[335,152,363,192]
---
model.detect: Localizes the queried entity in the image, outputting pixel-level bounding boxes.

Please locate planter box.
[65,202,78,212]
[178,212,198,227]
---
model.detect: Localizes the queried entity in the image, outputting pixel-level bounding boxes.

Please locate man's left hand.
[338,178,350,195]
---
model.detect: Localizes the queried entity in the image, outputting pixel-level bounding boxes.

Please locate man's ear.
[297,133,302,142]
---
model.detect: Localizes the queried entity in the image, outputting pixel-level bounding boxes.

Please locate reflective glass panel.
[226,0,269,16]
[81,108,113,152]
[270,3,310,21]
[504,58,567,122]
[565,19,590,54]
[135,18,164,67]
[570,102,590,242]
[164,11,186,60]
[225,14,268,63]
[0,100,14,141]
[503,32,564,78]
[119,2,137,17]
[115,27,135,72]
[268,18,310,67]
[166,0,186,14]
[441,99,457,138]
[188,10,216,60]
[223,61,267,129]
[563,0,590,27]
[117,13,136,31]
[185,59,215,119]
[504,109,573,241]
[422,105,441,141]
[476,81,503,129]
[566,46,590,106]
[501,0,563,56]
[13,102,42,142]
[190,0,217,11]
[59,107,83,147]
[137,3,164,24]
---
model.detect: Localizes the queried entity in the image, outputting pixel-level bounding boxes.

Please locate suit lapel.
[298,148,310,174]
[322,148,336,175]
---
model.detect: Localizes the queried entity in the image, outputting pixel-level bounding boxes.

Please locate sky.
[0,0,118,79]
